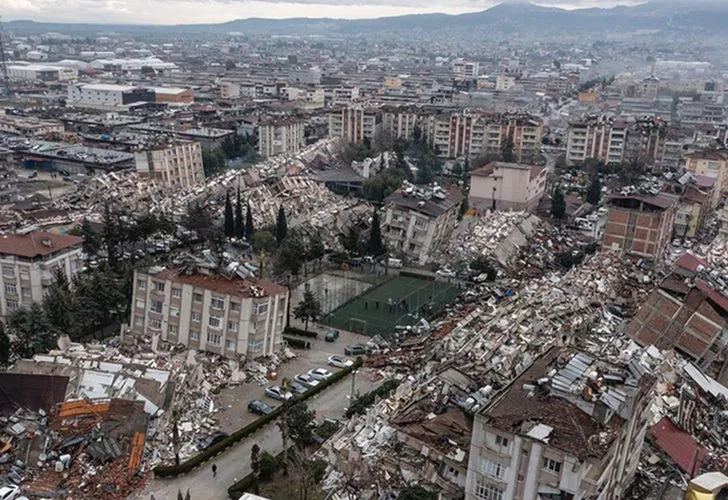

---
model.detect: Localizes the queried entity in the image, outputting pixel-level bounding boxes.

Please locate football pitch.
[321,275,461,337]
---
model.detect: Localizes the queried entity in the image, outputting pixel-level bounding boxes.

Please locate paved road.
[138,367,380,500]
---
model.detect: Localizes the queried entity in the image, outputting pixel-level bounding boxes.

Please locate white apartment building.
[383,186,463,265]
[469,162,547,213]
[328,107,380,144]
[453,60,480,78]
[465,347,654,500]
[330,86,360,105]
[0,231,84,317]
[67,83,155,108]
[129,267,289,359]
[258,119,305,158]
[134,141,204,188]
[495,74,516,92]
[220,82,241,99]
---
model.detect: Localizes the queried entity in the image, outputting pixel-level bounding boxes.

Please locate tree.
[234,189,244,239]
[0,321,10,365]
[80,219,100,256]
[398,485,437,500]
[451,161,463,177]
[286,402,316,448]
[73,265,126,338]
[275,205,288,246]
[341,226,361,255]
[43,268,77,335]
[102,202,121,270]
[502,133,515,163]
[586,176,602,205]
[202,148,226,177]
[245,202,254,242]
[362,167,404,202]
[470,256,496,281]
[275,231,305,276]
[416,161,434,185]
[7,302,55,358]
[223,191,234,238]
[365,210,385,257]
[458,197,469,220]
[308,232,325,270]
[182,202,217,245]
[253,230,276,254]
[293,289,322,331]
[251,444,261,494]
[140,65,155,76]
[551,186,567,219]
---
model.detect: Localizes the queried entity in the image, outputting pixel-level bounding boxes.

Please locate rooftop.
[148,267,288,298]
[0,230,83,259]
[386,184,462,219]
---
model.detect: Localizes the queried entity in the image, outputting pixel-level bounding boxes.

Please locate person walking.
[212,463,217,478]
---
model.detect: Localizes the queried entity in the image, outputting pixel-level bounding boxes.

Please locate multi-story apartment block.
[602,193,678,261]
[684,149,728,202]
[0,230,84,317]
[469,162,547,213]
[452,60,480,78]
[129,267,289,360]
[382,186,463,265]
[258,118,305,158]
[328,107,380,144]
[465,346,654,500]
[133,141,204,188]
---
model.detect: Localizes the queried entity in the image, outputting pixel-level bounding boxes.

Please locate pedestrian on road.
[212,464,217,477]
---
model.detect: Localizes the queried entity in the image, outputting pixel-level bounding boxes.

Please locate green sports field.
[321,275,461,337]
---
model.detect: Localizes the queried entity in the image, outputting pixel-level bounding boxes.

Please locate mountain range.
[6,0,728,37]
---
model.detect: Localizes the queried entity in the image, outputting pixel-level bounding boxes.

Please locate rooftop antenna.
[0,17,8,96]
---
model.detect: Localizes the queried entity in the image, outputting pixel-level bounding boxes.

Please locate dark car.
[248,400,275,416]
[325,330,340,342]
[289,381,309,395]
[196,431,229,451]
[344,344,368,356]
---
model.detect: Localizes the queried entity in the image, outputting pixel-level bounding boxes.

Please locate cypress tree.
[224,191,234,237]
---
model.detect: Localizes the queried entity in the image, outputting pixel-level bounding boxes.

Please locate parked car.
[0,486,19,500]
[265,385,293,401]
[290,381,309,395]
[196,431,229,451]
[328,355,354,368]
[27,171,37,179]
[294,373,320,388]
[308,368,333,381]
[248,400,275,415]
[325,330,340,342]
[436,268,456,278]
[344,344,368,356]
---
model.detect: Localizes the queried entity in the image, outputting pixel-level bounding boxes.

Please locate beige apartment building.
[328,106,380,144]
[684,149,728,204]
[469,162,547,213]
[465,347,654,500]
[258,118,305,158]
[134,141,204,188]
[0,230,84,317]
[129,267,289,359]
[382,186,463,265]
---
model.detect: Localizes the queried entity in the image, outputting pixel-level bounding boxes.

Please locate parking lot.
[215,326,373,433]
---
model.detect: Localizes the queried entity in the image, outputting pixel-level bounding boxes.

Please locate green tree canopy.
[341,226,362,255]
[253,230,276,254]
[293,289,322,331]
[551,186,567,219]
[234,189,245,239]
[275,206,288,246]
[286,402,316,448]
[586,176,602,205]
[365,210,385,257]
[245,201,254,242]
[223,191,234,238]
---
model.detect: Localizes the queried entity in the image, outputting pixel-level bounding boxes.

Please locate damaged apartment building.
[128,264,289,360]
[465,347,655,500]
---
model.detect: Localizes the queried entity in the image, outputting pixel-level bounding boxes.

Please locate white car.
[294,373,321,388]
[308,368,333,381]
[265,385,293,401]
[436,268,456,278]
[0,485,20,500]
[328,355,354,368]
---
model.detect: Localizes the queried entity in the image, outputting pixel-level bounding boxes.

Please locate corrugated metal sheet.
[650,416,708,475]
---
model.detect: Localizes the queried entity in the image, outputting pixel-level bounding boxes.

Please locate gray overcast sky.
[4,0,645,25]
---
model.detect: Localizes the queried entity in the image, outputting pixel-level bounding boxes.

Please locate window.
[172,287,182,299]
[230,301,240,312]
[254,303,268,315]
[228,321,238,332]
[170,307,179,318]
[209,315,222,328]
[474,480,503,500]
[155,281,165,292]
[135,315,144,326]
[495,435,509,448]
[248,339,264,353]
[210,296,225,309]
[168,324,178,335]
[149,299,163,314]
[148,318,161,330]
[190,330,200,341]
[206,333,221,345]
[193,293,202,303]
[481,458,504,480]
[5,299,18,311]
[4,284,17,295]
[226,340,236,350]
[2,266,14,278]
[137,279,146,290]
[191,312,201,323]
[543,458,562,474]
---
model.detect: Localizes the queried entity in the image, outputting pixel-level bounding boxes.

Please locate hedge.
[228,449,283,499]
[283,336,311,349]
[153,357,363,478]
[284,326,318,339]
[345,379,400,418]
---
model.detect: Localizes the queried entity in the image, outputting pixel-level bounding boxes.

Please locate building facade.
[0,115,64,137]
[133,141,204,188]
[67,83,156,108]
[129,267,289,359]
[469,162,547,213]
[602,194,678,261]
[0,231,84,318]
[684,149,728,201]
[258,118,305,158]
[465,347,654,500]
[382,186,463,265]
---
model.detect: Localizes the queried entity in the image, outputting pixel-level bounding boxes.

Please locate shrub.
[259,451,278,481]
[284,326,318,339]
[283,337,311,349]
[345,379,400,418]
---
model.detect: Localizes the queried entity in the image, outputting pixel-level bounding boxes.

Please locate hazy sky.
[4,0,646,25]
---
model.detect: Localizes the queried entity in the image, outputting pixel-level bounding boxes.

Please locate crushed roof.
[151,267,288,298]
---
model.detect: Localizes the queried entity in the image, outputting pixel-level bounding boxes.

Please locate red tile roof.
[675,253,709,274]
[153,267,287,298]
[0,231,83,259]
[650,416,707,475]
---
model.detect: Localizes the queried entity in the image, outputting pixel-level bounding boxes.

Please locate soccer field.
[321,275,461,337]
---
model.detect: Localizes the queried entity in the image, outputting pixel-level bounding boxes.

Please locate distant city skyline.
[4,0,646,26]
